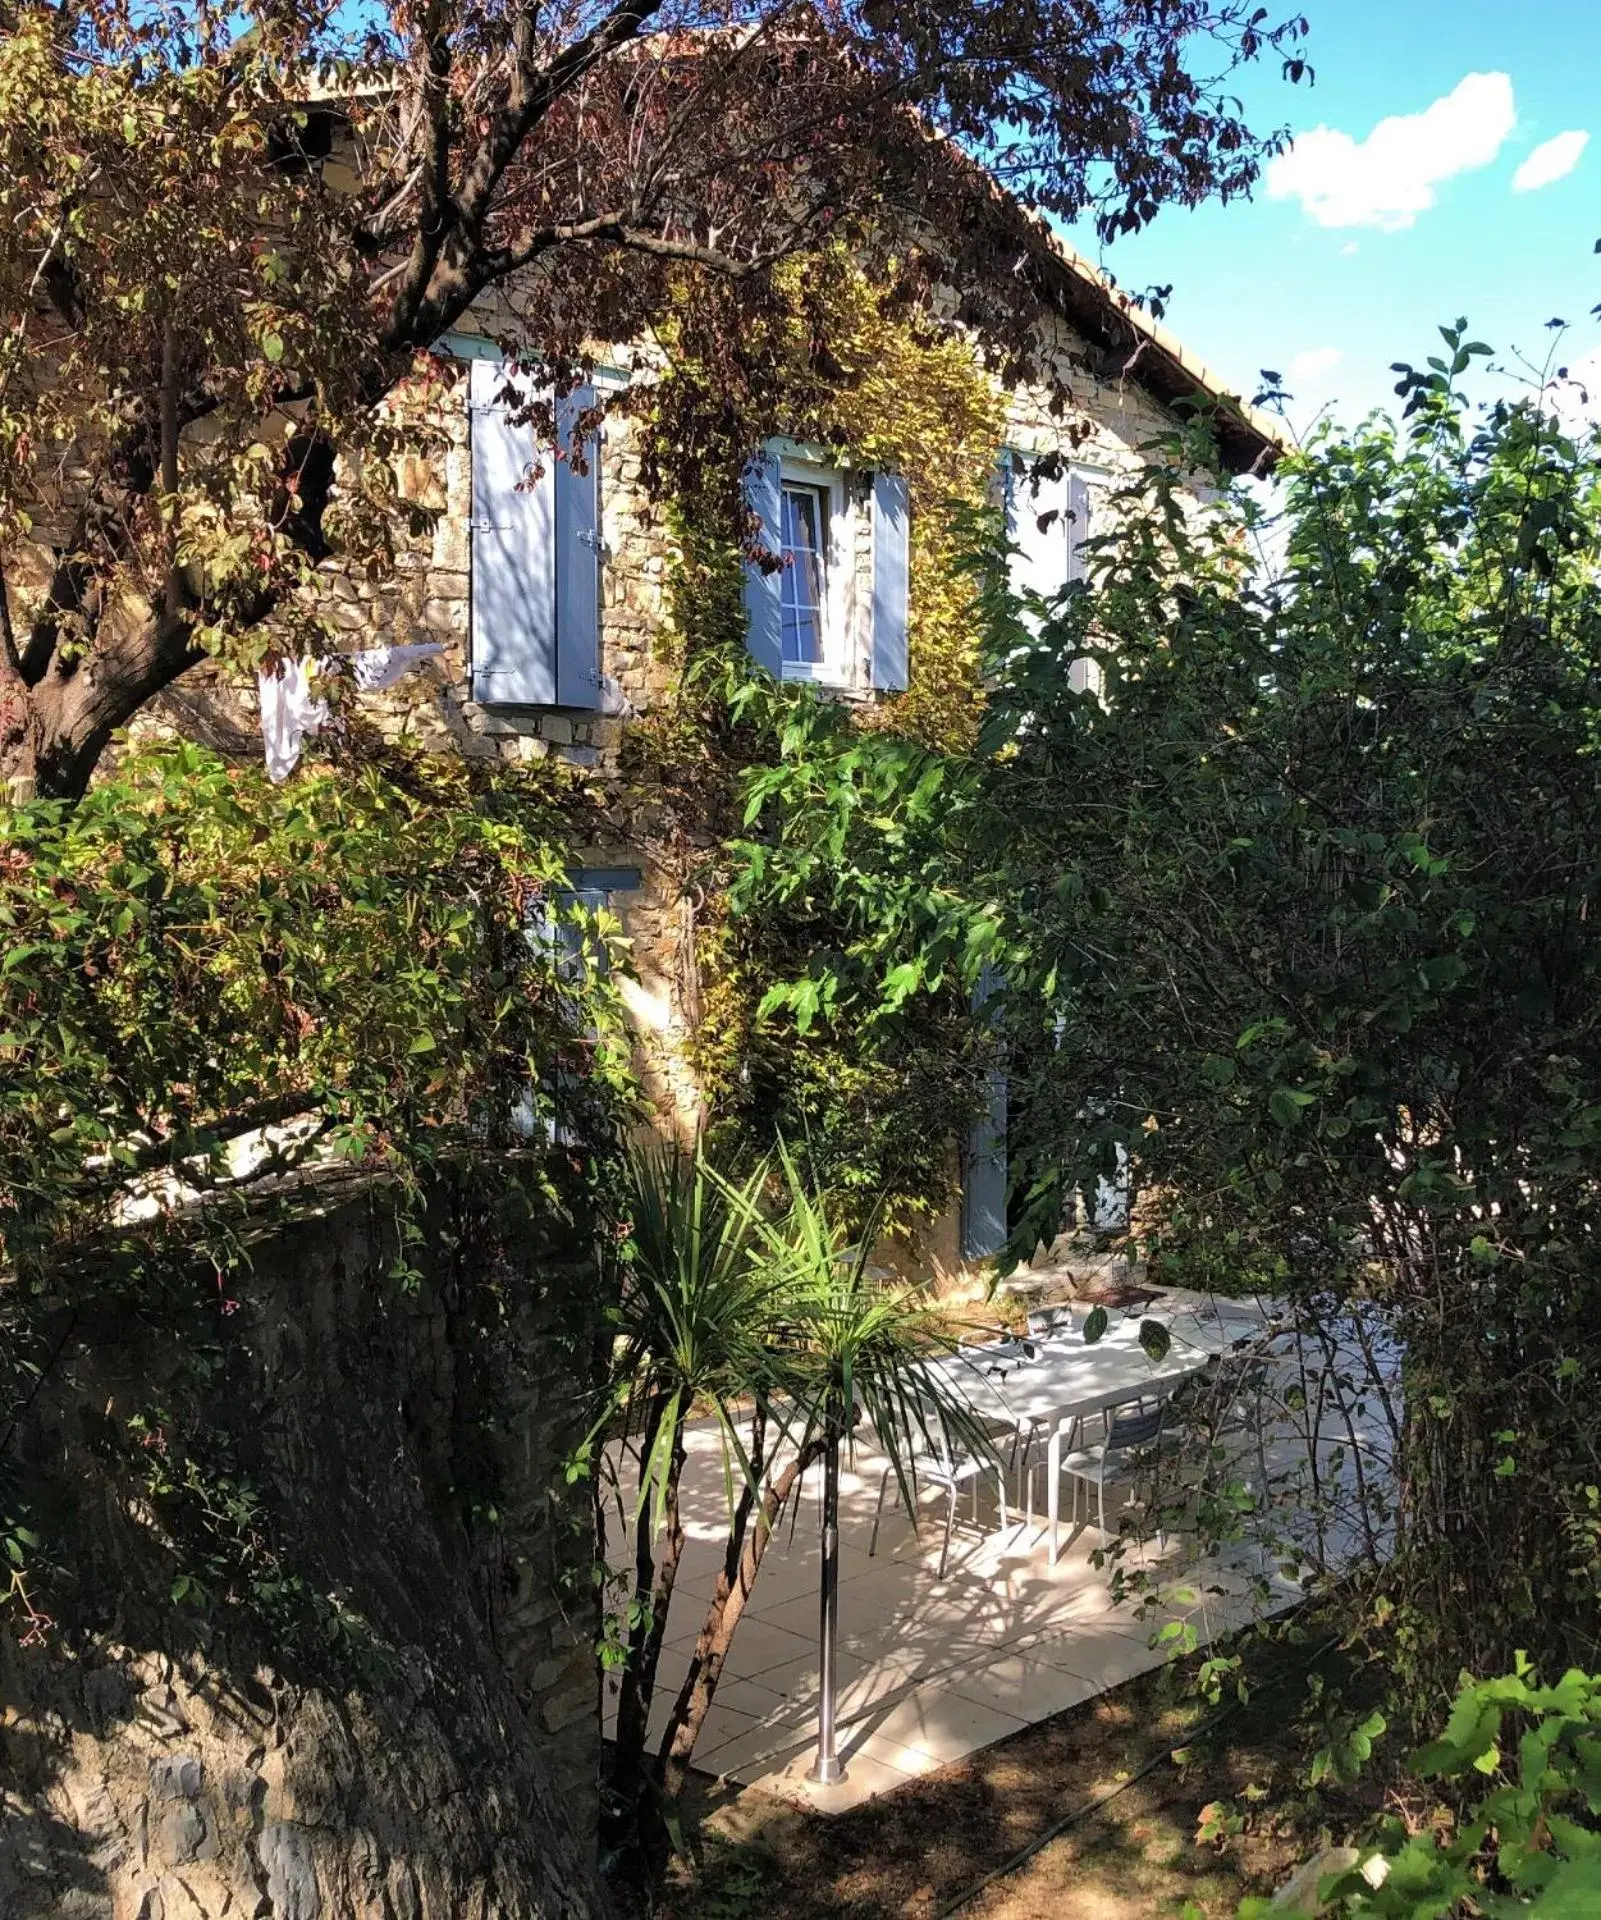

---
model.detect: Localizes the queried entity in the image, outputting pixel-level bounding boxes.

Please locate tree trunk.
[658,1431,826,1799]
[609,1393,688,1809]
[1,616,203,802]
[0,374,358,805]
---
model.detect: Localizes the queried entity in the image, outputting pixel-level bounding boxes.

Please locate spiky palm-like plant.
[651,1142,992,1798]
[599,1141,777,1817]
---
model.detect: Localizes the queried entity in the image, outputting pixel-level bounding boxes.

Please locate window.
[512,867,639,1142]
[775,458,850,684]
[780,483,830,669]
[743,448,900,690]
[1004,453,1101,611]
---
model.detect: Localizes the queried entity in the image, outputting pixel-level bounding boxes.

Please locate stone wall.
[147,288,1220,1267]
[0,1169,605,1919]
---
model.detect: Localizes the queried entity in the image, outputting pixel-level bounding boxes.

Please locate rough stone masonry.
[1,1174,605,1920]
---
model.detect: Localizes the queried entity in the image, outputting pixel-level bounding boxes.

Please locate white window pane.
[782,486,819,555]
[780,484,827,665]
[782,600,824,664]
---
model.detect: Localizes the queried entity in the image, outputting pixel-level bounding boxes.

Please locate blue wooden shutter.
[742,449,783,674]
[554,384,602,710]
[1066,470,1092,586]
[961,964,1008,1259]
[470,359,558,705]
[871,471,910,692]
[1066,472,1100,694]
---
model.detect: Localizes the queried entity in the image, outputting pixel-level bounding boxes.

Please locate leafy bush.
[732,337,1601,1697]
[988,357,1601,1692]
[0,738,630,1285]
[1251,1656,1601,1916]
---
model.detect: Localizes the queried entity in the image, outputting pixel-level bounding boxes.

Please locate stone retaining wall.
[0,1172,604,1919]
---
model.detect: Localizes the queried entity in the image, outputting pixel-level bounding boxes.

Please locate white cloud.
[1513,129,1589,193]
[1340,241,1360,257]
[1266,72,1516,231]
[1289,347,1343,384]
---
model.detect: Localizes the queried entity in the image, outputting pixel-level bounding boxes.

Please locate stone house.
[247,204,1283,1281]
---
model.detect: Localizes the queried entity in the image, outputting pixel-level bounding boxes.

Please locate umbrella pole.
[808,1426,847,1784]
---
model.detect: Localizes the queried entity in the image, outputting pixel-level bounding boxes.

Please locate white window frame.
[777,455,855,688]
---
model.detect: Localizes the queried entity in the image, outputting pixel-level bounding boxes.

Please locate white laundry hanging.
[257,643,446,782]
[257,658,329,784]
[348,641,448,692]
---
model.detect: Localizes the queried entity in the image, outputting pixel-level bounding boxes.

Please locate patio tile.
[602,1650,789,1741]
[694,1715,820,1782]
[740,1744,923,1813]
[667,1696,775,1756]
[749,1587,928,1647]
[756,1642,932,1715]
[849,1734,949,1779]
[840,1683,1030,1766]
[1029,1624,1167,1690]
[604,1318,1390,1815]
[666,1554,731,1604]
[618,1693,775,1762]
[664,1614,815,1676]
[940,1651,1101,1721]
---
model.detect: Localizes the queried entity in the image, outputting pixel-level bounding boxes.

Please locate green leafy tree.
[729,335,1601,1700]
[989,351,1601,1692]
[599,1141,779,1820]
[598,1140,987,1841]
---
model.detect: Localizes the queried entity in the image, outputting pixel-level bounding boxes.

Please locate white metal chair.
[1048,1397,1169,1545]
[868,1417,1011,1579]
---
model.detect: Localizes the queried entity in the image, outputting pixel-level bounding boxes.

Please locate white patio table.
[923,1302,1266,1559]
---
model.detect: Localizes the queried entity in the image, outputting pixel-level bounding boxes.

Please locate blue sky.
[1069,0,1600,439]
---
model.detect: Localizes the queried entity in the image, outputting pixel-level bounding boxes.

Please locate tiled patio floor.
[603,1417,1321,1813]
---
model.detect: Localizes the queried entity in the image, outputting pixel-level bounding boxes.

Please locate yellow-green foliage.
[644,246,1006,750]
[762,255,1008,751]
[622,251,1004,1217]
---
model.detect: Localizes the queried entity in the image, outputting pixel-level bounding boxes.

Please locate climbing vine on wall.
[638,246,1007,748]
[618,251,1007,1229]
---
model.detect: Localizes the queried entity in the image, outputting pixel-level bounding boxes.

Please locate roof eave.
[1026,224,1287,477]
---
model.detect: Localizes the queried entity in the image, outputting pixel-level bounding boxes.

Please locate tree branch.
[383,1,459,345]
[488,213,789,281]
[22,375,225,687]
[160,323,182,621]
[455,0,667,239]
